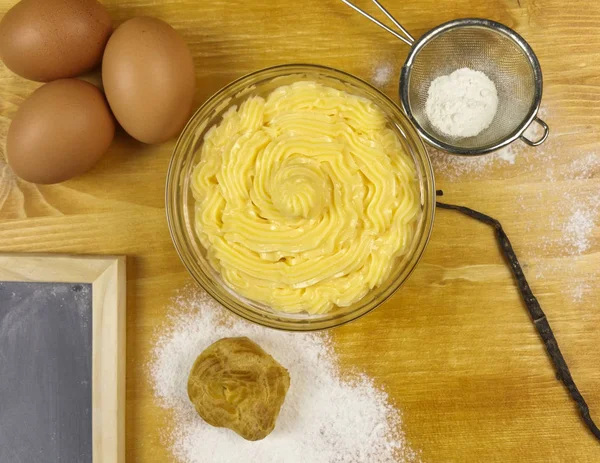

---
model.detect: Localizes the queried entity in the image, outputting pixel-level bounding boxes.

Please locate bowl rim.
[166,63,436,331]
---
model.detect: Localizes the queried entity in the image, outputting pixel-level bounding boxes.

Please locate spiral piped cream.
[191,81,420,314]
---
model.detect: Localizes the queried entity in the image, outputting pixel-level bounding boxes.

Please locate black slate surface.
[0,282,93,463]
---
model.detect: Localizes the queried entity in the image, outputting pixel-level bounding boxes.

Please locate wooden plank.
[91,256,126,463]
[0,253,122,282]
[0,0,599,461]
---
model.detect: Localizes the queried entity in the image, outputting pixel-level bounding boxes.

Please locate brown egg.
[0,0,112,82]
[7,79,115,184]
[102,17,196,144]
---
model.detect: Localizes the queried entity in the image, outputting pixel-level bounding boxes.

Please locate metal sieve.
[342,0,549,155]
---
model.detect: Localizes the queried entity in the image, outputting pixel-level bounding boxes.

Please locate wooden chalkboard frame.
[0,253,126,463]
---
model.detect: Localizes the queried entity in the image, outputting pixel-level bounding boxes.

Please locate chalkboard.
[0,282,93,463]
[0,254,126,463]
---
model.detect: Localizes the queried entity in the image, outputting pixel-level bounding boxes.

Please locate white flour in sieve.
[149,288,417,463]
[426,68,498,138]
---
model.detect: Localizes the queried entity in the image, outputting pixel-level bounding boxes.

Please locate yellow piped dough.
[191,81,420,314]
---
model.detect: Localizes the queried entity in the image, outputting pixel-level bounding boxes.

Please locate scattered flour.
[519,153,599,257]
[429,101,596,306]
[149,289,417,463]
[429,143,520,180]
[495,146,517,164]
[565,152,600,179]
[571,280,590,304]
[545,151,600,182]
[563,207,596,254]
[425,68,498,138]
[371,61,394,89]
[430,107,551,180]
[430,104,597,307]
[516,151,599,304]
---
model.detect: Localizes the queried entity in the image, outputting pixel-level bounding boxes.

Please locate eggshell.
[0,0,112,82]
[7,79,115,184]
[102,17,196,144]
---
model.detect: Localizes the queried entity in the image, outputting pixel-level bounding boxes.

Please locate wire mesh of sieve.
[401,20,545,153]
[342,1,549,155]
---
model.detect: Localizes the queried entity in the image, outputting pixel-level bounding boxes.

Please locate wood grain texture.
[92,255,126,463]
[1,0,599,462]
[0,254,126,462]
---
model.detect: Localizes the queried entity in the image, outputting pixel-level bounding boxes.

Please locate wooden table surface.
[1,0,599,461]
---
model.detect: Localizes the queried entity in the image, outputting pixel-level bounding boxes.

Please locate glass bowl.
[166,64,435,331]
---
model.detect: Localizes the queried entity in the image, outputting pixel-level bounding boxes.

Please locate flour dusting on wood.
[149,288,418,463]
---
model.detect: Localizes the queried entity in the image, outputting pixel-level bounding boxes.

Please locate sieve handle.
[340,0,415,46]
[520,117,549,147]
